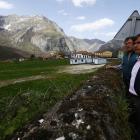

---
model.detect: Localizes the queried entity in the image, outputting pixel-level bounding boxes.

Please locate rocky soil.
[10,68,131,140]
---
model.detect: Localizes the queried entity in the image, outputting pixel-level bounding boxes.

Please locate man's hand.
[106,65,115,69]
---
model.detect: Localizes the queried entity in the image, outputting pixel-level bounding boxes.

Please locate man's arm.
[114,59,123,70]
[106,59,123,70]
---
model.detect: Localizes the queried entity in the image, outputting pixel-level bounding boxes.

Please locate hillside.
[68,37,105,52]
[98,39,124,57]
[0,15,105,59]
[0,44,30,61]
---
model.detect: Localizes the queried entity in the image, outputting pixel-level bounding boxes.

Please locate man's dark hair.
[124,36,134,43]
[134,34,140,41]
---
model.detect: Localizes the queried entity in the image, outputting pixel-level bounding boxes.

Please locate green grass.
[0,73,90,99]
[0,67,55,81]
[0,59,69,70]
[0,59,98,139]
[0,59,69,81]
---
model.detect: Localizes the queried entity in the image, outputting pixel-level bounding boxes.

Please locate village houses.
[43,51,94,60]
[71,51,94,59]
[43,54,57,60]
[118,46,127,58]
[43,52,71,60]
[94,50,112,58]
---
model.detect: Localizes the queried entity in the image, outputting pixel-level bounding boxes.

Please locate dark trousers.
[123,79,130,98]
[128,94,140,140]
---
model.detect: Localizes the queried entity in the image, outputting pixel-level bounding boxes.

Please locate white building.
[19,58,25,61]
[71,51,93,59]
[85,58,93,63]
[94,58,107,64]
[70,59,86,65]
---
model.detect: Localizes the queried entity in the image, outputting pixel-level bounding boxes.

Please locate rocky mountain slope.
[99,40,124,51]
[0,15,105,58]
[0,44,30,61]
[0,15,71,56]
[68,37,105,52]
[98,40,124,57]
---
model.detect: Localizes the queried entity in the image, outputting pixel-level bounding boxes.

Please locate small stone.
[39,119,44,123]
[56,136,65,140]
[75,113,78,118]
[86,125,91,130]
[78,108,83,111]
[88,86,92,88]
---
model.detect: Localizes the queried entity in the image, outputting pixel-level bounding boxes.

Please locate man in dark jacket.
[106,36,138,94]
[129,34,140,140]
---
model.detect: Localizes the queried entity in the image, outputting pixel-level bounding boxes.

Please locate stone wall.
[11,68,131,140]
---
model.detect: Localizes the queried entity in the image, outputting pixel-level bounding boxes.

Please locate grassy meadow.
[0,59,98,139]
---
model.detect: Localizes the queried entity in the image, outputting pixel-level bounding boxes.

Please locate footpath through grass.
[0,59,99,139]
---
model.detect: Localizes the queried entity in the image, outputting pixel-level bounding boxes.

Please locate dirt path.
[58,64,105,74]
[0,75,47,88]
[0,64,104,88]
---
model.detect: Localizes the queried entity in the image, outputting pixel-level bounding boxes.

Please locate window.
[81,59,83,62]
[75,60,77,62]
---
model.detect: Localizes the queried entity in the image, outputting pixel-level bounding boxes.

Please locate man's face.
[125,39,134,51]
[134,37,140,55]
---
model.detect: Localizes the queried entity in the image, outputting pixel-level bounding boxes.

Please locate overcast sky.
[0,0,139,42]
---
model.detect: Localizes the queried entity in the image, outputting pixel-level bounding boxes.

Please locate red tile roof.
[95,51,104,53]
[43,54,56,59]
[72,51,88,54]
[1,59,11,62]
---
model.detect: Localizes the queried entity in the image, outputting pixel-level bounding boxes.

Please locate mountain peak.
[0,14,107,58]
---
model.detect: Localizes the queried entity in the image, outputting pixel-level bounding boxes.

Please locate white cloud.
[58,10,64,13]
[101,32,117,36]
[72,0,96,7]
[94,32,98,35]
[0,0,14,9]
[56,0,96,7]
[63,13,68,15]
[77,16,85,20]
[58,9,68,16]
[70,18,114,32]
[56,0,64,3]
